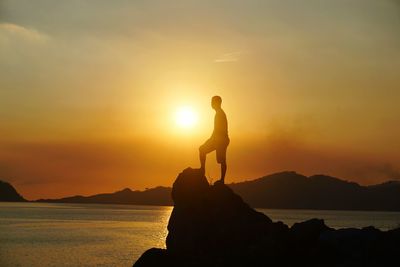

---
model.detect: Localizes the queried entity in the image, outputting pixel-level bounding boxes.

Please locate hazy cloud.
[0,23,49,44]
[367,163,400,181]
[214,51,243,63]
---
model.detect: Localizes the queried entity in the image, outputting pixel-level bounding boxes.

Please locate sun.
[175,106,198,128]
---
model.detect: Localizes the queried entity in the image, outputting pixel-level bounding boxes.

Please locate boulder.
[134,167,400,267]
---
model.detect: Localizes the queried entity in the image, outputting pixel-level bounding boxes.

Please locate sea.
[1,202,400,267]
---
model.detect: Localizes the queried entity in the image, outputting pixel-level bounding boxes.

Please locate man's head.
[211,95,222,110]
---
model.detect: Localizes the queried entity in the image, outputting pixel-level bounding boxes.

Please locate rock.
[134,248,171,267]
[291,218,333,245]
[133,167,400,267]
[167,168,275,265]
[171,167,209,207]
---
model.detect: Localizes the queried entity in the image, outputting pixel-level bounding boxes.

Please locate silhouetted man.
[199,96,230,183]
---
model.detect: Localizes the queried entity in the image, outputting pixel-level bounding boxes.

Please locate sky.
[1,0,400,200]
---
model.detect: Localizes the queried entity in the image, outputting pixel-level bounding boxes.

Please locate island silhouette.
[31,171,400,211]
[0,180,26,202]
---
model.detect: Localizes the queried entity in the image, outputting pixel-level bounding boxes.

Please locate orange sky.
[1,0,400,200]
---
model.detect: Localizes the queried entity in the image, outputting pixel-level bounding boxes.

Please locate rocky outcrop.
[0,180,26,202]
[133,168,400,267]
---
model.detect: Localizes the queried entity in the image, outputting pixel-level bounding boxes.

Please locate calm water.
[1,203,400,267]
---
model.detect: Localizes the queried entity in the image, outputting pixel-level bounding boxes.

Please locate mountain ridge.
[34,171,400,211]
[37,186,172,206]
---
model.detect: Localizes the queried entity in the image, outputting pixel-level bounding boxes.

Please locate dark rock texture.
[135,167,400,266]
[0,180,26,202]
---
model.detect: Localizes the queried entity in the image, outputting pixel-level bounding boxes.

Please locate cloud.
[0,23,49,44]
[214,51,243,63]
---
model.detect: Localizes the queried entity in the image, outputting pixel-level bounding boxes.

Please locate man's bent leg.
[199,138,216,175]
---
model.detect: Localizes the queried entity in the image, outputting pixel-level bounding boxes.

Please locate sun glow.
[175,106,198,128]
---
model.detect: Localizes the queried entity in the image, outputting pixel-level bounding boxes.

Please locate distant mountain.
[0,180,26,202]
[37,186,172,205]
[230,171,400,211]
[36,171,400,211]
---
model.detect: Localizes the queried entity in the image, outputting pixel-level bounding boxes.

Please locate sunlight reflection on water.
[0,203,171,267]
[1,203,399,266]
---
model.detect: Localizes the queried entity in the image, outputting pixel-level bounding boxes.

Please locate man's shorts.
[200,136,230,164]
